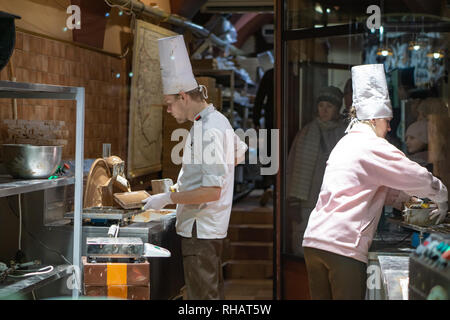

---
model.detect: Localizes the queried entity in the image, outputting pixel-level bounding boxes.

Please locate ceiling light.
[376,47,393,56]
[408,41,423,51]
[315,3,323,14]
[427,51,444,59]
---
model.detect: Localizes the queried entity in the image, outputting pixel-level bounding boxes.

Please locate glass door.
[277,0,450,299]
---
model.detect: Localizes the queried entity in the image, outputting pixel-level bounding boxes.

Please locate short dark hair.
[175,87,206,102]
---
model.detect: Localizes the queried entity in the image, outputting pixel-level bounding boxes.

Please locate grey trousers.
[304,247,367,300]
[181,222,225,300]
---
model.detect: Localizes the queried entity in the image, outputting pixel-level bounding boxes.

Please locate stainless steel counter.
[49,213,184,300]
[366,227,413,300]
[0,186,184,300]
[378,255,410,300]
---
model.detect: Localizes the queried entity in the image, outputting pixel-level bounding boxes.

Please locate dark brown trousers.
[304,247,367,300]
[181,222,224,300]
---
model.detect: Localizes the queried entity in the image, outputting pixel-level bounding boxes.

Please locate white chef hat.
[406,120,428,144]
[257,51,274,73]
[351,64,393,120]
[158,35,198,95]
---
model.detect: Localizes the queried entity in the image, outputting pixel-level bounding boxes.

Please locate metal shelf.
[0,175,75,198]
[0,80,85,299]
[0,81,79,100]
[0,264,72,299]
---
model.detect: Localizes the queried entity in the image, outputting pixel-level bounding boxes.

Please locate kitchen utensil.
[403,207,438,227]
[113,190,150,209]
[1,144,62,179]
[131,209,176,223]
[83,158,111,208]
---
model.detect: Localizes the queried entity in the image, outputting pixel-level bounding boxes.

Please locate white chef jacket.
[176,104,248,239]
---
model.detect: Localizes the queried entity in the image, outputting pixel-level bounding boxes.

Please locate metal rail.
[107,0,245,56]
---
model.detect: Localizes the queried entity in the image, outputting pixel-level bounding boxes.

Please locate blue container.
[411,232,430,248]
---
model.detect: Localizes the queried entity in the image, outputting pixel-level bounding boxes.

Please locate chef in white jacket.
[142,35,248,300]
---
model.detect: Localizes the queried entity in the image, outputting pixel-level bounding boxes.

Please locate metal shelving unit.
[0,80,85,299]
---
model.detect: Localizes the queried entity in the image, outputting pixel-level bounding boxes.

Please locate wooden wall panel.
[0,31,129,162]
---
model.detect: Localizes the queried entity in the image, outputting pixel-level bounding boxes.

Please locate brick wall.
[0,31,129,161]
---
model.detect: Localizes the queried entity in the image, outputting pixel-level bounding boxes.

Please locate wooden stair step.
[223,260,273,280]
[224,279,273,300]
[228,241,273,260]
[229,210,273,225]
[227,224,273,242]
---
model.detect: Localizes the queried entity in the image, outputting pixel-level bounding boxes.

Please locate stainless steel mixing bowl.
[1,144,62,179]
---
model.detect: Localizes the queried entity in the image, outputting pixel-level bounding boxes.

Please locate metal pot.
[403,207,437,226]
[1,144,62,179]
[0,11,21,72]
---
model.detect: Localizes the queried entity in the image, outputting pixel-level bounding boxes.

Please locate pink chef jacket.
[302,122,448,264]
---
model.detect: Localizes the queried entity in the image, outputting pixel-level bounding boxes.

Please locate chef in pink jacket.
[302,64,448,300]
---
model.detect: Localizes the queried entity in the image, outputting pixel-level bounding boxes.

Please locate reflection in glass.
[285,86,346,256]
[281,14,450,258]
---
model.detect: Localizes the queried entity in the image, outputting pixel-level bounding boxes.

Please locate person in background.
[405,119,431,170]
[143,35,248,300]
[341,78,353,120]
[302,64,448,300]
[286,85,346,256]
[253,67,275,206]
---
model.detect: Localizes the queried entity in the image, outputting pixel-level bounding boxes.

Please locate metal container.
[1,144,62,179]
[403,207,437,227]
[86,237,144,258]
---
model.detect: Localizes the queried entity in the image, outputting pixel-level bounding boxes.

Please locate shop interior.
[279,0,450,300]
[0,0,276,300]
[0,0,448,301]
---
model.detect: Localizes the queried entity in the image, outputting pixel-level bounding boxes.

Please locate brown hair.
[348,106,375,128]
[174,87,206,103]
[348,106,357,120]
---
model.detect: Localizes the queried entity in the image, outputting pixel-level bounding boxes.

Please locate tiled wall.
[0,31,129,161]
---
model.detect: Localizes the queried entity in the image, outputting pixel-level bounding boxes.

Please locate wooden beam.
[170,0,207,19]
[71,0,110,49]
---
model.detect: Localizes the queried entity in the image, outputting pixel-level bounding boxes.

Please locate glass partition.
[279,1,450,298]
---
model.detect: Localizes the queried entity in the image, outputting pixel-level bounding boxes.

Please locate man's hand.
[429,201,448,225]
[142,192,173,211]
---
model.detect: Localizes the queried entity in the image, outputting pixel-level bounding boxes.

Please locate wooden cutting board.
[113,191,150,209]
